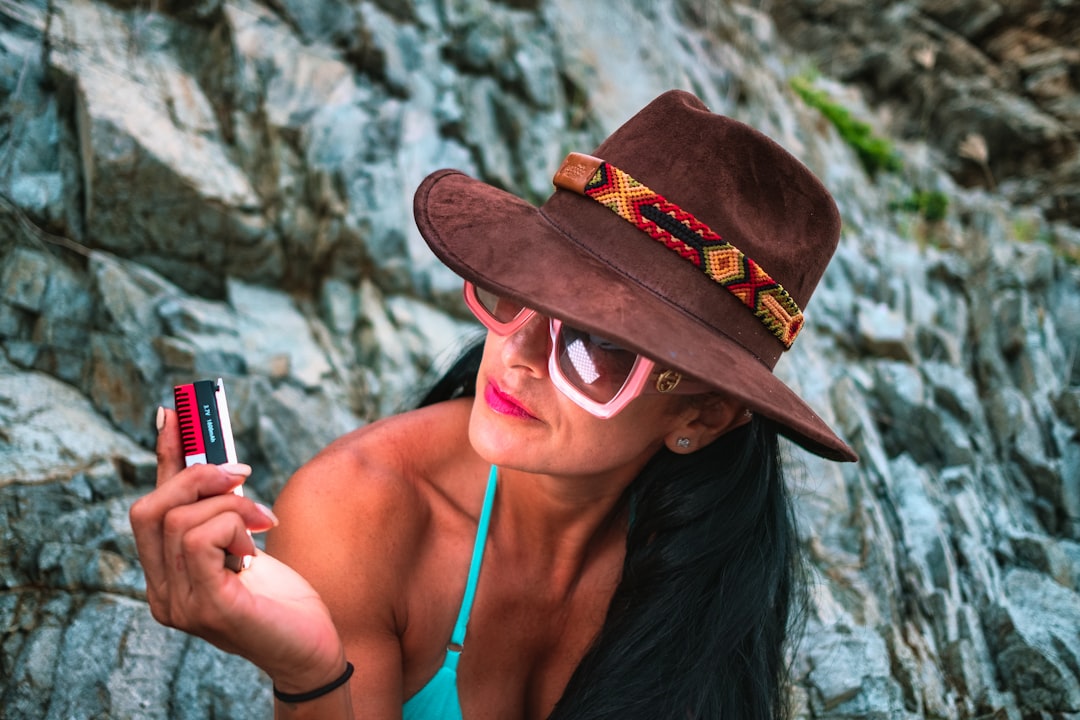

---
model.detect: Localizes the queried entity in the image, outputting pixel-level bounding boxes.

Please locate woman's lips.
[484,381,537,420]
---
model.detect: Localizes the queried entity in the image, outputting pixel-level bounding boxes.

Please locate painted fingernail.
[219,462,252,477]
[155,406,165,433]
[255,503,279,526]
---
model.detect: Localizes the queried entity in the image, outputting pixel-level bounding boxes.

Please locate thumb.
[155,406,186,488]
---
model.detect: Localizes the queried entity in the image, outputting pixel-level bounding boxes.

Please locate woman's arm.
[267,429,425,718]
[129,409,358,718]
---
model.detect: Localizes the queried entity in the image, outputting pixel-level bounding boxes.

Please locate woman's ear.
[664,395,752,453]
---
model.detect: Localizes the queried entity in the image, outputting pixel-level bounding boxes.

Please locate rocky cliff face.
[1,1,1078,718]
[769,0,1080,226]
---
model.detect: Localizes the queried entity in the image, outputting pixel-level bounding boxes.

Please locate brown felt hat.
[413,89,857,462]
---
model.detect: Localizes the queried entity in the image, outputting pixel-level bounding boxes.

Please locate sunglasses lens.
[555,324,639,403]
[473,286,527,324]
[467,282,647,414]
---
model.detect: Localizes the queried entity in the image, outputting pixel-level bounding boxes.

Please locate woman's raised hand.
[129,407,347,696]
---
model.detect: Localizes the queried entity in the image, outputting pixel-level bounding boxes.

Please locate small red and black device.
[174,378,238,467]
[173,377,250,571]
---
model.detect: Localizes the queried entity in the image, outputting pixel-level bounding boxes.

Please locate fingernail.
[155,407,165,433]
[256,503,279,526]
[219,462,252,477]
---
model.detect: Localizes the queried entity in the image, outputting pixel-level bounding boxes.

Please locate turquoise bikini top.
[403,465,498,720]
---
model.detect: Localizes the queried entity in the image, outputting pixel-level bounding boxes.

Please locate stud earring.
[676,437,691,449]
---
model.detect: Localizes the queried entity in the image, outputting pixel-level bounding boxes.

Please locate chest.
[402,536,623,719]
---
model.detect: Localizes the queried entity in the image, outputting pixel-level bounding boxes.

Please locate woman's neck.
[487,465,635,599]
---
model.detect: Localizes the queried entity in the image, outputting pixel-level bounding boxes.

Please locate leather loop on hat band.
[552,152,804,349]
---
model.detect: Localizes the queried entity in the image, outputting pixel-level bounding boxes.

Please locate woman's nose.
[499,313,551,375]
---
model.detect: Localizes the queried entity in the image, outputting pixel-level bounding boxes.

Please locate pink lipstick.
[484,381,536,420]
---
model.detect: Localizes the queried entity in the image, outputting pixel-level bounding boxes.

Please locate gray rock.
[767,0,1080,225]
[1,0,1079,717]
[170,633,271,720]
[987,569,1080,714]
[922,361,985,427]
[806,622,912,718]
[0,247,51,312]
[857,301,916,362]
[254,380,361,498]
[0,370,153,486]
[229,279,334,390]
[2,607,65,717]
[888,454,959,596]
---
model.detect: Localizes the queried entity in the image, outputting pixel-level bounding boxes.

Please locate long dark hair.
[419,340,806,719]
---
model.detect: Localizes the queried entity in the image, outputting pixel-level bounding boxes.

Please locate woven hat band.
[553,152,804,349]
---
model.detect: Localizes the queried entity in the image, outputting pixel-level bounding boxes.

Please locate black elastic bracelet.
[273,662,354,704]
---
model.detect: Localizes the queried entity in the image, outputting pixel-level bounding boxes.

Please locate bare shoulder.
[265,398,481,615]
[261,401,479,713]
[275,398,477,508]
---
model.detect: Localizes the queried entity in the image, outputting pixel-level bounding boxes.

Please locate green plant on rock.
[790,74,902,176]
[1012,216,1080,266]
[893,189,949,222]
[1011,216,1040,244]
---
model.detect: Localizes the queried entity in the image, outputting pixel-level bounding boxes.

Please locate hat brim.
[414,168,857,462]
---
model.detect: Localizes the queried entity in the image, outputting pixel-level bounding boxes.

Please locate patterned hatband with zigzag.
[581,161,804,348]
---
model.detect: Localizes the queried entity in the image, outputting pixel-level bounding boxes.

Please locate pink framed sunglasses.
[464,281,709,418]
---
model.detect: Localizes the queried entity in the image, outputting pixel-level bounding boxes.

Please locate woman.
[130,89,857,720]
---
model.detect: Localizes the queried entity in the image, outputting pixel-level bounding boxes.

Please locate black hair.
[415,338,485,409]
[549,420,805,720]
[419,340,806,720]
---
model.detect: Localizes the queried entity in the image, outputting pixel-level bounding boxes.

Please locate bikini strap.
[448,464,498,648]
